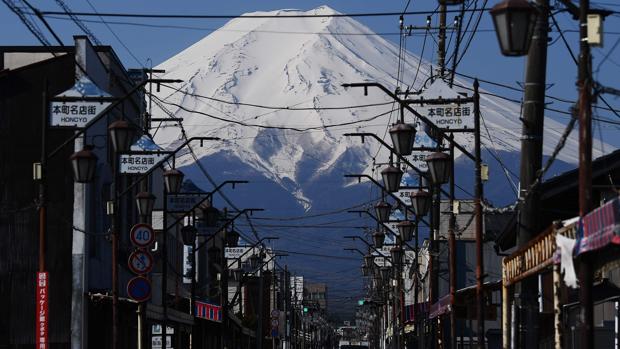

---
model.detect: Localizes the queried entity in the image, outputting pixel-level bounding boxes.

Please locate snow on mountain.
[152,5,602,209]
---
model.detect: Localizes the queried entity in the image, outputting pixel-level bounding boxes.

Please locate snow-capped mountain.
[152,5,601,210]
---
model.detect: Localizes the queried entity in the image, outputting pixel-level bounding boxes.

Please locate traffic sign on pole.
[128,250,154,275]
[127,276,151,302]
[130,223,155,248]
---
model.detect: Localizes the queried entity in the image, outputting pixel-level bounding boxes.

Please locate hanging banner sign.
[416,79,475,130]
[373,256,392,267]
[49,76,114,128]
[120,136,169,174]
[396,188,417,207]
[166,193,203,213]
[225,247,250,259]
[119,153,168,174]
[49,100,112,127]
[36,272,49,349]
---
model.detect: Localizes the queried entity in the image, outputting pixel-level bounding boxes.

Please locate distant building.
[305,282,328,311]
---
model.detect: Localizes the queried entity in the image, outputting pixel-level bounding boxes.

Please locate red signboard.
[194,301,222,322]
[36,272,49,349]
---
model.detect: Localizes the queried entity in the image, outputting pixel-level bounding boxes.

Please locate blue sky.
[3,1,618,151]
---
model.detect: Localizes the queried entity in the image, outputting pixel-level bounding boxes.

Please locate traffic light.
[358,299,365,306]
[303,306,309,313]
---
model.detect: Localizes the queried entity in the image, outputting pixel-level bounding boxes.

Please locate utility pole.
[577,0,593,346]
[473,79,484,349]
[438,1,447,78]
[433,4,447,347]
[516,0,549,346]
[448,140,457,349]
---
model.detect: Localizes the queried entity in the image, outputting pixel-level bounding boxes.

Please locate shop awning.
[575,196,620,255]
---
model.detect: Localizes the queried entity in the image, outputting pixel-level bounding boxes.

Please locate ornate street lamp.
[379,266,391,281]
[411,190,432,216]
[226,229,240,247]
[373,230,386,249]
[249,254,262,270]
[208,246,222,264]
[135,191,156,218]
[69,146,98,183]
[230,268,243,281]
[181,225,197,246]
[397,220,415,242]
[200,202,220,227]
[163,168,184,194]
[364,254,375,269]
[374,200,392,223]
[389,122,416,156]
[426,151,451,184]
[108,120,137,153]
[490,0,538,56]
[381,165,403,193]
[390,245,403,266]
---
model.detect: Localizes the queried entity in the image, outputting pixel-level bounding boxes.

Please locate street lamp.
[372,230,386,249]
[69,146,98,183]
[374,200,392,223]
[426,151,451,184]
[163,168,184,194]
[199,202,220,227]
[226,229,240,247]
[390,246,403,267]
[490,0,538,56]
[364,254,375,269]
[397,220,415,242]
[379,266,391,281]
[361,265,370,277]
[411,190,432,216]
[181,225,198,246]
[249,254,262,270]
[389,122,416,156]
[135,191,156,218]
[108,120,137,153]
[381,165,403,193]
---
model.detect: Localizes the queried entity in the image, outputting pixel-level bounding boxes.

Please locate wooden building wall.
[0,53,76,347]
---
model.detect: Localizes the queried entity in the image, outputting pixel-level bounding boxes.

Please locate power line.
[84,0,144,67]
[160,84,394,111]
[150,93,397,132]
[39,7,495,19]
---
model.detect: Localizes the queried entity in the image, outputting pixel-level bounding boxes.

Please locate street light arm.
[346,210,421,253]
[47,78,183,160]
[190,209,266,253]
[342,82,475,161]
[344,235,393,262]
[344,247,365,256]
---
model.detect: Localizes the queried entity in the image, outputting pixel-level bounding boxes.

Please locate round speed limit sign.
[130,223,155,248]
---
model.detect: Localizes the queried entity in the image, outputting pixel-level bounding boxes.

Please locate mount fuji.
[150,5,606,309]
